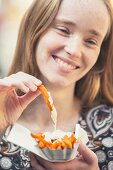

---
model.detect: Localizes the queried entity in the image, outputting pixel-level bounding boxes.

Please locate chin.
[48,78,70,88]
[44,72,74,87]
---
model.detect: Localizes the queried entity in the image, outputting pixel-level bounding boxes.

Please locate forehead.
[58,0,109,18]
[56,0,110,36]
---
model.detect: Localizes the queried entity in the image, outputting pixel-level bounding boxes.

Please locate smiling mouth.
[52,55,80,70]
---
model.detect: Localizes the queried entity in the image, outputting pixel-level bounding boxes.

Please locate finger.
[15,72,42,87]
[0,79,15,91]
[3,73,42,93]
[33,156,64,170]
[33,155,54,169]
[22,76,42,92]
[2,77,30,93]
[18,90,41,109]
[35,156,86,170]
[24,81,38,92]
[0,79,11,87]
[78,141,98,164]
[29,153,46,170]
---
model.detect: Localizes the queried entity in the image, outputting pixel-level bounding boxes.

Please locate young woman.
[0,0,113,169]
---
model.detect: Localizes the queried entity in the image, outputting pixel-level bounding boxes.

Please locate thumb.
[18,89,41,110]
[78,140,98,164]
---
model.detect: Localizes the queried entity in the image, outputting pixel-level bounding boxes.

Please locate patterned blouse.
[0,104,113,170]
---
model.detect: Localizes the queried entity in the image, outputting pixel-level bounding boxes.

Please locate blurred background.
[0,0,33,77]
[0,0,113,77]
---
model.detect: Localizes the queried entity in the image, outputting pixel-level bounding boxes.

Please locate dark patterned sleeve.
[79,104,113,170]
[0,132,32,169]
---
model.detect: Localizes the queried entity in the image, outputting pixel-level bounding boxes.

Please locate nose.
[64,36,82,58]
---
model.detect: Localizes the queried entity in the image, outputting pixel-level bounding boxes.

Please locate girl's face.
[35,0,110,87]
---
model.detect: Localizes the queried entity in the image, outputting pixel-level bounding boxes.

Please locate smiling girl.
[0,0,113,169]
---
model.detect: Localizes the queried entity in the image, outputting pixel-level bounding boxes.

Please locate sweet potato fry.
[38,85,53,112]
[38,141,46,149]
[62,138,72,149]
[69,134,77,147]
[50,142,59,150]
[61,140,67,149]
[31,131,77,150]
[31,133,44,140]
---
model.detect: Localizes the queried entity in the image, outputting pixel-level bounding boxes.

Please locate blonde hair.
[8,0,61,77]
[8,0,113,109]
[76,0,113,108]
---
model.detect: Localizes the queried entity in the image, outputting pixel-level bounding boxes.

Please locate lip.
[52,55,80,69]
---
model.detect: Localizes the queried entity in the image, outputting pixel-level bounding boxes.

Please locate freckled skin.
[36,0,109,88]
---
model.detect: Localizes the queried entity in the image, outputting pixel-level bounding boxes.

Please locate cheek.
[83,56,99,73]
[86,50,100,68]
[38,30,65,53]
[35,32,60,66]
[91,57,99,66]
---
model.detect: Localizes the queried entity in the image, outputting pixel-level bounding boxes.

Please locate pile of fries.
[31,132,77,150]
[31,84,77,150]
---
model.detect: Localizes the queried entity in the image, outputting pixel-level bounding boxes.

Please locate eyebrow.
[54,18,103,38]
[54,18,76,27]
[88,30,102,39]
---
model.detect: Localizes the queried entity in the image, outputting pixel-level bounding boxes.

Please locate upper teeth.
[55,58,76,70]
